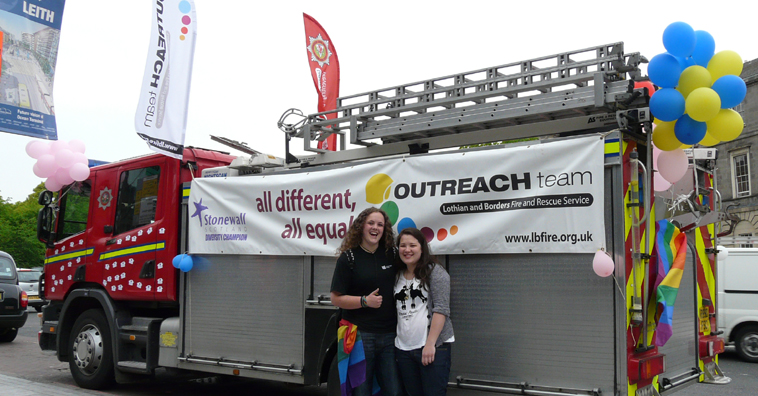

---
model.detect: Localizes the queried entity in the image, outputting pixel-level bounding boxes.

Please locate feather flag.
[303,13,340,151]
[652,219,687,346]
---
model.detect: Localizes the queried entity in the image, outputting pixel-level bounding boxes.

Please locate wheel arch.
[57,286,120,363]
[729,321,758,343]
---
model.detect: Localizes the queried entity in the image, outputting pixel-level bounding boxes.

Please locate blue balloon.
[674,55,695,71]
[396,217,416,233]
[674,114,707,145]
[172,254,184,269]
[648,53,682,88]
[691,30,715,67]
[650,88,685,122]
[179,255,194,272]
[663,22,696,58]
[712,75,747,109]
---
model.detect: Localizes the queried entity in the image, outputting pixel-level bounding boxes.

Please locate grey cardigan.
[427,264,454,347]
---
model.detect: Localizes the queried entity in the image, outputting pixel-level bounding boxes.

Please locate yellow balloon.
[707,50,743,80]
[686,88,721,122]
[698,132,720,147]
[706,109,744,141]
[652,121,682,151]
[677,66,712,99]
[679,144,693,149]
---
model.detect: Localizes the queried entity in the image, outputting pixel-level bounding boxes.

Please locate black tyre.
[735,325,758,363]
[69,309,116,389]
[327,354,340,396]
[0,327,18,343]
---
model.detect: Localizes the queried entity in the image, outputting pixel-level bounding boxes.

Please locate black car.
[0,251,28,342]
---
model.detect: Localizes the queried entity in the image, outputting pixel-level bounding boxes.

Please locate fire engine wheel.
[0,327,18,343]
[735,325,758,363]
[327,354,340,396]
[69,309,116,389]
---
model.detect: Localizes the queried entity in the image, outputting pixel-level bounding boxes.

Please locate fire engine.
[37,42,730,395]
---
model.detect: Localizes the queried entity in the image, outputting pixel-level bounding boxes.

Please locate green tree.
[0,183,47,268]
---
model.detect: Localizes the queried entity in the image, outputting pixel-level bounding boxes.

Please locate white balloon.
[593,250,615,277]
[717,246,729,262]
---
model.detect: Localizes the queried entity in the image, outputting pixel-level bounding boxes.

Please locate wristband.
[360,295,367,308]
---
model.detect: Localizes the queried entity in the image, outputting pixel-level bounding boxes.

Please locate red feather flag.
[303,13,340,151]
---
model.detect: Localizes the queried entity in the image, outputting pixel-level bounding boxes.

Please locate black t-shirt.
[331,247,397,333]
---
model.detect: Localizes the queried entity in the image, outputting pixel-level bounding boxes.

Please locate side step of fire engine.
[115,317,162,374]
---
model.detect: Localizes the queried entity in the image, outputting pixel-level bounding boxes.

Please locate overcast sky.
[1,0,756,203]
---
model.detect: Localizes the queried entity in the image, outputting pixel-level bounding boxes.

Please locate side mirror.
[37,206,55,248]
[38,190,53,205]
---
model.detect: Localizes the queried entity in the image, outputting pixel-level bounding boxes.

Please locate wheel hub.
[73,324,104,374]
[743,333,758,357]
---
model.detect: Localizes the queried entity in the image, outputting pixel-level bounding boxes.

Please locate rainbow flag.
[337,319,368,396]
[652,220,687,346]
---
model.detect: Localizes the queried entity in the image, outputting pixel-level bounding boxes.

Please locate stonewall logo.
[365,173,458,243]
[191,198,248,242]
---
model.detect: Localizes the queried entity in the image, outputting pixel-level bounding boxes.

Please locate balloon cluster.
[172,254,194,272]
[25,139,90,192]
[649,22,746,154]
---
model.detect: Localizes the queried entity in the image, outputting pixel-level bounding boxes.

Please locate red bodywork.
[43,148,234,303]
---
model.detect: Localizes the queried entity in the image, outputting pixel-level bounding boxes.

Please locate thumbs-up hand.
[365,288,382,308]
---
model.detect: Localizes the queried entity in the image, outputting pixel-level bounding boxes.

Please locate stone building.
[715,58,758,247]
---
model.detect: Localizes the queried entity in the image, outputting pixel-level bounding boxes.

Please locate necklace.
[360,244,377,254]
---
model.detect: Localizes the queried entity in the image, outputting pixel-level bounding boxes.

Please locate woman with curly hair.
[330,207,401,396]
[394,227,454,396]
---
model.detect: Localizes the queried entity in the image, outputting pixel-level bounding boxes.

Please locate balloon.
[706,109,743,141]
[54,148,76,168]
[677,65,711,99]
[54,167,75,186]
[69,162,91,182]
[685,87,721,122]
[172,254,184,269]
[657,149,689,184]
[26,140,51,159]
[179,255,194,272]
[592,250,615,277]
[717,246,728,262]
[691,30,716,67]
[72,152,88,165]
[707,50,743,80]
[675,56,695,72]
[698,132,720,147]
[652,121,682,151]
[68,139,86,154]
[44,177,63,192]
[650,88,685,122]
[36,154,57,178]
[674,114,707,145]
[648,53,682,88]
[711,75,747,109]
[634,81,656,96]
[663,22,696,58]
[654,172,672,192]
[49,140,69,154]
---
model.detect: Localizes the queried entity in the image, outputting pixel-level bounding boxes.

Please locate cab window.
[114,166,161,235]
[56,181,91,241]
[0,257,16,280]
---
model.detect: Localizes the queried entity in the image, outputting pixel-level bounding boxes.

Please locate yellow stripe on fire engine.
[183,186,191,198]
[98,241,166,261]
[604,138,621,157]
[44,248,95,264]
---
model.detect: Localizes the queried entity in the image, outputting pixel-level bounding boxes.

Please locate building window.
[734,102,744,116]
[731,149,751,198]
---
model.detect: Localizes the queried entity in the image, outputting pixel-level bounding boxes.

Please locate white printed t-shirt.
[394,276,430,350]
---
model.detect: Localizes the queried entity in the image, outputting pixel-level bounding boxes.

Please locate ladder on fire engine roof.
[280,42,650,166]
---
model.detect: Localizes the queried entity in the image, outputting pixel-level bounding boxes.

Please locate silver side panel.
[314,256,338,298]
[183,255,305,370]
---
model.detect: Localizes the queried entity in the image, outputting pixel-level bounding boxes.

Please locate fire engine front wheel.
[735,325,758,363]
[68,309,116,389]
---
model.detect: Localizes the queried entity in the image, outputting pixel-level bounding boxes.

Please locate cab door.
[94,157,167,301]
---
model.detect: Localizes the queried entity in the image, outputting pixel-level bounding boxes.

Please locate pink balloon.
[50,140,69,154]
[593,250,615,277]
[26,140,51,159]
[68,139,86,154]
[69,162,90,181]
[657,149,689,184]
[652,145,662,170]
[36,154,57,177]
[54,149,76,168]
[653,172,672,192]
[54,167,74,186]
[45,177,63,192]
[72,152,88,165]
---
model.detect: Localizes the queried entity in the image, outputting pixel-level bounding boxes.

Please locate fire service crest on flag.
[307,34,332,67]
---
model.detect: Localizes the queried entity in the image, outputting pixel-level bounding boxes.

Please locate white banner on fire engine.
[187,136,606,256]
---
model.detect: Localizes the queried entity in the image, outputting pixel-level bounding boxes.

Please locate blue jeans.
[395,344,452,396]
[355,331,402,396]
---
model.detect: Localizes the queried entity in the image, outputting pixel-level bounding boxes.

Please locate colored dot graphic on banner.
[178,1,192,41]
